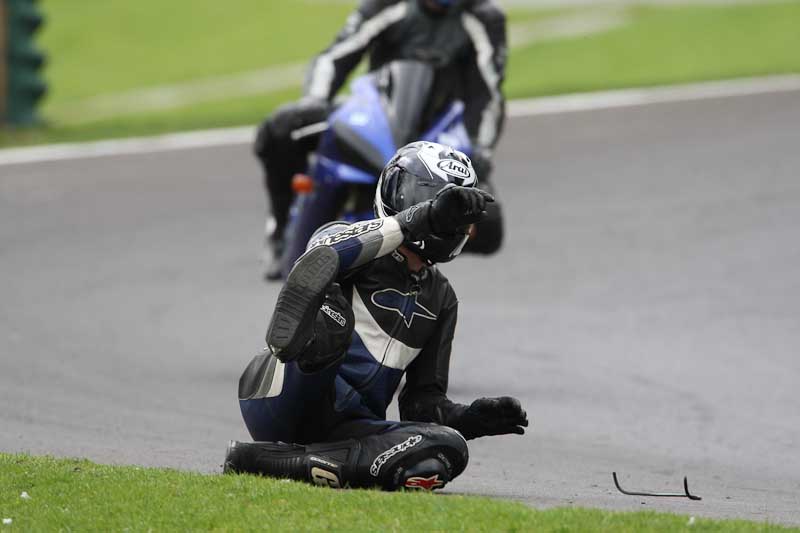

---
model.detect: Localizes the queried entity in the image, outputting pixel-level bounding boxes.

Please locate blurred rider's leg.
[253,99,329,280]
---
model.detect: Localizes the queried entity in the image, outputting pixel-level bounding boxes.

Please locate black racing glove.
[454,397,529,440]
[430,184,495,235]
[396,185,495,241]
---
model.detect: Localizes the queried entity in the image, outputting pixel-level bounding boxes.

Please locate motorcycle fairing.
[316,155,377,186]
[317,62,472,187]
[321,76,396,177]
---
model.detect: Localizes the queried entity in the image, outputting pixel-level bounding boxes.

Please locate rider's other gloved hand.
[429,184,494,236]
[455,396,528,440]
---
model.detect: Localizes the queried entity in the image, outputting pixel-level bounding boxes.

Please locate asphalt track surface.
[2,90,799,525]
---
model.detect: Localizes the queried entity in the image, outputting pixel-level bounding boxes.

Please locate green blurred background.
[2,0,799,147]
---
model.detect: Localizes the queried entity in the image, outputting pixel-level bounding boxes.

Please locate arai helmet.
[375,141,478,264]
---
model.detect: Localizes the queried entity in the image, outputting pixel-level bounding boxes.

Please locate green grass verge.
[505,2,800,98]
[39,0,352,101]
[2,1,799,148]
[0,88,300,147]
[0,454,795,532]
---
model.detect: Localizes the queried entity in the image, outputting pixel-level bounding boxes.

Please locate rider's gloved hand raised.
[431,184,495,234]
[398,184,495,241]
[454,396,529,440]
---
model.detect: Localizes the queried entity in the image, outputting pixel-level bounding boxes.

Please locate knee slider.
[357,423,469,491]
[402,457,450,490]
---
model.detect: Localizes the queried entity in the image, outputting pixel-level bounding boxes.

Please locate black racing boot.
[222,423,469,491]
[265,245,339,362]
[296,282,354,373]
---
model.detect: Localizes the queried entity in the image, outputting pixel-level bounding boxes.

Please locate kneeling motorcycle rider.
[225,142,527,490]
[255,0,508,279]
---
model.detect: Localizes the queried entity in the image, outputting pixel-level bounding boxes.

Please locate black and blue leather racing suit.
[238,217,471,444]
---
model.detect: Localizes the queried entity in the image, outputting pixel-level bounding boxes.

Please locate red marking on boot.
[404,474,445,490]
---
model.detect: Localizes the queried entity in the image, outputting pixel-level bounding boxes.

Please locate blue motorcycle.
[279,60,473,277]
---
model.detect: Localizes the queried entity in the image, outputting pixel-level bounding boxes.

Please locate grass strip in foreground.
[0,454,795,532]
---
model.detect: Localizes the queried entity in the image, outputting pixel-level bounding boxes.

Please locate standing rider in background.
[256,0,508,279]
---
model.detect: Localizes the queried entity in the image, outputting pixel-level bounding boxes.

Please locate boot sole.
[266,245,339,362]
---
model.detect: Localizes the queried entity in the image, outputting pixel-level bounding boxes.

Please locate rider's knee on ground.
[225,422,469,491]
[316,422,469,491]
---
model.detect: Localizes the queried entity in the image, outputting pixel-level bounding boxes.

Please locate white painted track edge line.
[0,126,256,167]
[1,74,798,167]
[507,74,800,117]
